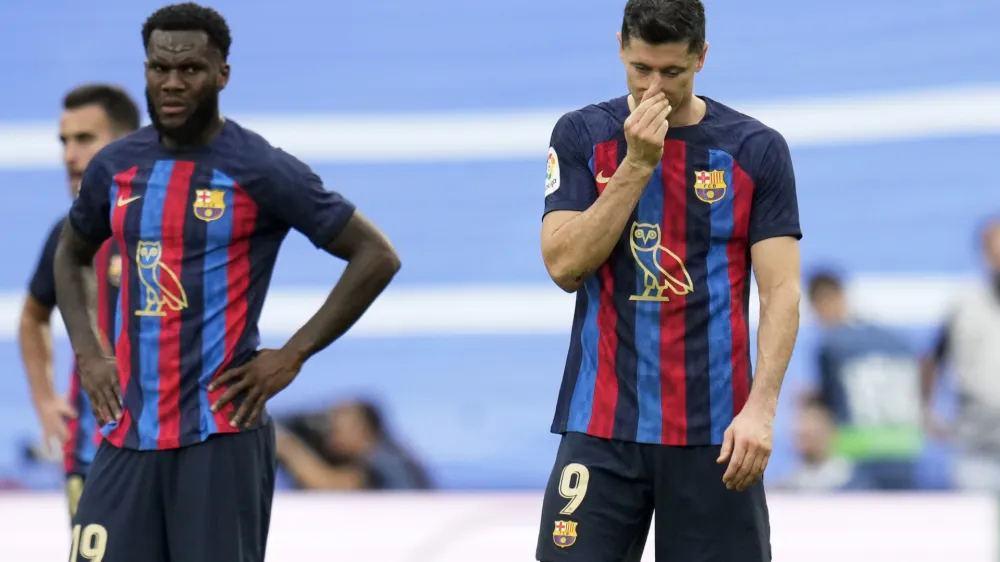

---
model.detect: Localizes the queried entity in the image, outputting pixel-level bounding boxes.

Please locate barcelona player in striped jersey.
[18,84,139,519]
[53,4,400,562]
[536,1,801,560]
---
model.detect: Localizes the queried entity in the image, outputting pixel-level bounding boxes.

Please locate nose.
[647,73,664,96]
[162,69,186,92]
[63,140,79,167]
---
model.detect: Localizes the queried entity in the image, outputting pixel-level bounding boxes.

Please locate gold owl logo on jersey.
[107,253,122,288]
[552,520,578,548]
[694,170,727,203]
[629,222,694,302]
[193,189,226,222]
[135,241,188,317]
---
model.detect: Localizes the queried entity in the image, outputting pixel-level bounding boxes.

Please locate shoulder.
[552,96,630,151]
[217,120,312,183]
[91,127,160,172]
[701,97,791,174]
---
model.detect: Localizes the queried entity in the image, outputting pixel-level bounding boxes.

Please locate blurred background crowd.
[0,0,998,500]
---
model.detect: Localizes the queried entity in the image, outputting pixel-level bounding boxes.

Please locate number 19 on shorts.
[70,524,107,562]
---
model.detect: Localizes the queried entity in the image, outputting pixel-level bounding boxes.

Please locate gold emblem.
[693,169,727,203]
[107,254,122,288]
[193,189,226,222]
[135,241,188,317]
[629,222,694,302]
[552,520,578,548]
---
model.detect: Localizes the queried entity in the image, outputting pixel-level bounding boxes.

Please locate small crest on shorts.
[552,520,578,548]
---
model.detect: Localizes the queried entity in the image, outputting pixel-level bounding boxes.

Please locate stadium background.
[0,0,998,559]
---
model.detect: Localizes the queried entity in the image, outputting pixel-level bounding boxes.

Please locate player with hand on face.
[537,0,802,560]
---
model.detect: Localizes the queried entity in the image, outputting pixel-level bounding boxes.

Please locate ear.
[696,41,709,72]
[218,63,231,92]
[617,32,625,63]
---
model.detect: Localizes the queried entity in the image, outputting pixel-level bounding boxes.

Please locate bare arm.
[748,236,801,413]
[277,431,367,490]
[53,221,105,363]
[541,159,655,292]
[18,296,56,402]
[282,211,401,364]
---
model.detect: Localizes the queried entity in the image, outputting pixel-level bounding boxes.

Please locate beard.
[146,87,220,146]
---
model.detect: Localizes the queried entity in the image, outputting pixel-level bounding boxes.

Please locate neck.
[667,95,706,128]
[160,114,225,150]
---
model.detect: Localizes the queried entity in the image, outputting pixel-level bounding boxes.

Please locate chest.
[593,139,754,250]
[109,160,256,250]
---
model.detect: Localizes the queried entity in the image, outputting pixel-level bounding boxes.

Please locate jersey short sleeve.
[27,220,64,308]
[68,156,113,245]
[747,130,802,245]
[259,148,357,248]
[543,112,598,217]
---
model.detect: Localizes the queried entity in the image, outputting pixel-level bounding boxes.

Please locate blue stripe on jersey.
[706,149,736,443]
[198,169,237,438]
[136,159,175,449]
[76,387,98,464]
[108,182,122,346]
[633,163,665,443]
[566,153,601,433]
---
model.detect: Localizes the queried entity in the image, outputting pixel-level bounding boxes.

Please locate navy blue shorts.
[536,432,770,562]
[69,420,276,562]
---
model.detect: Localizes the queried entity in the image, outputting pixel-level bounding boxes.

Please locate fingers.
[57,401,79,420]
[232,391,267,429]
[208,366,244,392]
[737,454,768,492]
[627,94,636,112]
[102,384,122,421]
[51,419,70,444]
[722,438,746,488]
[717,427,734,463]
[635,98,670,131]
[211,379,246,414]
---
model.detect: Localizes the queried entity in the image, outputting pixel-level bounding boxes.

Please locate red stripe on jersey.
[728,162,754,416]
[659,140,688,444]
[586,140,620,439]
[107,167,138,447]
[156,160,195,449]
[208,181,258,433]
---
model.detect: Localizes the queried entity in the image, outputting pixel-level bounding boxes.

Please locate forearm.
[546,159,654,284]
[750,280,801,412]
[18,317,55,402]
[282,246,400,363]
[279,437,365,489]
[54,245,103,361]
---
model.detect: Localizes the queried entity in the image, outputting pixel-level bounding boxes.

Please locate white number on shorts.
[558,463,590,515]
[70,523,108,562]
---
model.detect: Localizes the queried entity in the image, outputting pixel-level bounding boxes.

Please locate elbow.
[758,278,801,311]
[366,242,402,284]
[544,260,583,293]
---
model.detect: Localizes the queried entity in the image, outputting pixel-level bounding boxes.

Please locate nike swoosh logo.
[116,195,142,207]
[595,171,611,184]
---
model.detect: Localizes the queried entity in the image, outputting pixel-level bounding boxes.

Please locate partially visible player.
[536,0,801,560]
[54,3,400,561]
[18,84,140,519]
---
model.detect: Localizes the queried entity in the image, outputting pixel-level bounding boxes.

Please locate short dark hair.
[142,2,232,60]
[63,84,141,133]
[622,0,706,53]
[806,269,844,302]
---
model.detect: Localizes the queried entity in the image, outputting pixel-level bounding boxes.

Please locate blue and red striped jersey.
[544,96,802,446]
[28,219,120,472]
[68,120,356,451]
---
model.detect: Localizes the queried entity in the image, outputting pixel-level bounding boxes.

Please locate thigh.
[653,446,770,562]
[70,442,167,562]
[165,420,277,562]
[536,432,653,562]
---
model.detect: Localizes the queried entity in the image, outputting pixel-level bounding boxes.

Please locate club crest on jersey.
[193,189,227,222]
[552,520,578,548]
[545,147,561,196]
[135,241,188,317]
[108,253,122,288]
[693,170,727,203]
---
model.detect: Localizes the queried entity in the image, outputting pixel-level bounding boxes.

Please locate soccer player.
[536,0,801,560]
[18,84,140,519]
[53,4,400,561]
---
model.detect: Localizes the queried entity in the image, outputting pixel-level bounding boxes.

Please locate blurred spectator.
[773,396,859,491]
[922,217,1000,492]
[277,399,431,491]
[804,270,922,490]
